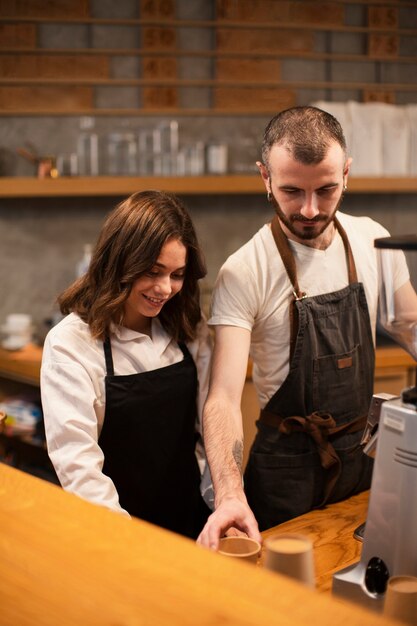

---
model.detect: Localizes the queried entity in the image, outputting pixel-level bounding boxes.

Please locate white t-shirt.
[41,313,213,515]
[209,212,409,409]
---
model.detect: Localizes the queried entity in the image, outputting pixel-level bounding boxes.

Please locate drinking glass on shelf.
[106,132,137,176]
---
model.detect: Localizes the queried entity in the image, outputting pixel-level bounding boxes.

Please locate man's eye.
[317,187,336,195]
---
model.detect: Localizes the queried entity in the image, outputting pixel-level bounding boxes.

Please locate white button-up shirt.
[41,313,213,516]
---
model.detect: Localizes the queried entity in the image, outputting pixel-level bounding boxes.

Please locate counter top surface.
[0,342,414,387]
[261,490,368,593]
[0,463,400,626]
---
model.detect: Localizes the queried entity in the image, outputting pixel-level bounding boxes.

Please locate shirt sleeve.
[41,335,130,517]
[209,257,258,331]
[186,316,214,510]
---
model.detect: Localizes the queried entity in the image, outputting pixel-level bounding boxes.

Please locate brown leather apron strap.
[334,217,358,284]
[259,408,367,506]
[270,216,307,360]
[271,215,305,300]
[270,216,359,360]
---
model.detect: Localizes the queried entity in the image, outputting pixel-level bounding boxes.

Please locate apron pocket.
[312,344,366,422]
[244,448,322,530]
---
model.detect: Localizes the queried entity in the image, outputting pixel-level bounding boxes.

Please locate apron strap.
[103,336,191,377]
[178,341,192,359]
[103,336,114,376]
[334,217,358,284]
[270,215,358,359]
[271,215,305,300]
[259,408,367,506]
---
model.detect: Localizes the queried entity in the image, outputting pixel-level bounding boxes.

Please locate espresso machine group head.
[332,235,417,613]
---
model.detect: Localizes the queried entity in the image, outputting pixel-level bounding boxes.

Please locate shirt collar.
[110,318,173,353]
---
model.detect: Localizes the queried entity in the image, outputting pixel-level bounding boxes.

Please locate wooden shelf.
[1,48,416,64]
[0,176,416,198]
[2,78,417,94]
[1,16,417,35]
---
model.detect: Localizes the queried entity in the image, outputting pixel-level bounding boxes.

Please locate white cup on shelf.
[1,314,33,350]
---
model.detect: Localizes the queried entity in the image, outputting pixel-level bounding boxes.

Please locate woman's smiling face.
[123,237,187,334]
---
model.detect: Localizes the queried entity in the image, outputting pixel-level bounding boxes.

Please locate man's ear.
[256,161,270,192]
[343,157,353,187]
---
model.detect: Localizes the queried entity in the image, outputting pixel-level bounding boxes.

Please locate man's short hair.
[261,106,347,169]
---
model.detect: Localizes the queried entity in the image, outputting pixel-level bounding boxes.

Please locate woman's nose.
[155,275,172,295]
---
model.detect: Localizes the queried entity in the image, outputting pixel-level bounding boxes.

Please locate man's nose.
[300,193,319,219]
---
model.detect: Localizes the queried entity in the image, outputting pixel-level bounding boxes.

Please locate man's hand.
[197,497,261,550]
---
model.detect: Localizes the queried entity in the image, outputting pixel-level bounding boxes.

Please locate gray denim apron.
[99,337,210,539]
[244,216,374,531]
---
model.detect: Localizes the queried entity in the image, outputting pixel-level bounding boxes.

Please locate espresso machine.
[332,234,417,612]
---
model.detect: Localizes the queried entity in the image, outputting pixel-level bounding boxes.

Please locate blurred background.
[0,0,416,336]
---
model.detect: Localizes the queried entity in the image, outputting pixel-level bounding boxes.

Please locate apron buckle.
[293,290,308,301]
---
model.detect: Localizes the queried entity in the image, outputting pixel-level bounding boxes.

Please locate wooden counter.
[0,343,42,386]
[261,490,369,594]
[0,341,414,389]
[0,463,400,626]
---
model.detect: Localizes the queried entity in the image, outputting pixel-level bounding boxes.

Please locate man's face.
[258,141,351,246]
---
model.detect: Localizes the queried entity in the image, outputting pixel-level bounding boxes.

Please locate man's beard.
[269,192,344,241]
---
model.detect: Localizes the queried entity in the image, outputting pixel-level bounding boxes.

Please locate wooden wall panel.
[142,57,177,79]
[290,2,344,25]
[368,6,398,28]
[363,89,396,104]
[214,87,295,110]
[0,86,93,111]
[368,34,399,57]
[0,55,109,79]
[216,0,291,22]
[142,26,177,50]
[0,0,89,18]
[140,0,175,19]
[216,0,343,25]
[216,59,280,81]
[142,86,178,109]
[0,1,415,115]
[0,23,36,47]
[216,29,314,53]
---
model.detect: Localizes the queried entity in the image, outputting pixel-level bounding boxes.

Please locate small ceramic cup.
[217,536,261,564]
[384,575,417,625]
[264,533,315,588]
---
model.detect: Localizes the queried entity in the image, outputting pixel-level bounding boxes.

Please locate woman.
[41,190,212,538]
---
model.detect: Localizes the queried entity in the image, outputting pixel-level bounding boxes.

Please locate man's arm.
[394,280,417,322]
[197,325,261,549]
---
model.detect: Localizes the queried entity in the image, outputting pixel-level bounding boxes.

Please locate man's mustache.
[292,215,323,223]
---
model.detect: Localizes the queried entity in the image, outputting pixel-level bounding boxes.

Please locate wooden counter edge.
[0,463,399,626]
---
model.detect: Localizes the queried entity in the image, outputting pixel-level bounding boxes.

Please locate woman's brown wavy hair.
[58,190,207,342]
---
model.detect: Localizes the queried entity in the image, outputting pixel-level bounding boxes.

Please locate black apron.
[244,216,375,531]
[98,337,209,539]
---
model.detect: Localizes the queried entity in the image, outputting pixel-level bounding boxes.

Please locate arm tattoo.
[232,440,244,474]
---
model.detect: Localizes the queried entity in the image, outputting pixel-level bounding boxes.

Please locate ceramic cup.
[384,575,417,625]
[217,536,261,564]
[1,314,33,350]
[264,533,315,588]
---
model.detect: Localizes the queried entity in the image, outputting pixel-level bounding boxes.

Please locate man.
[198,106,417,549]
